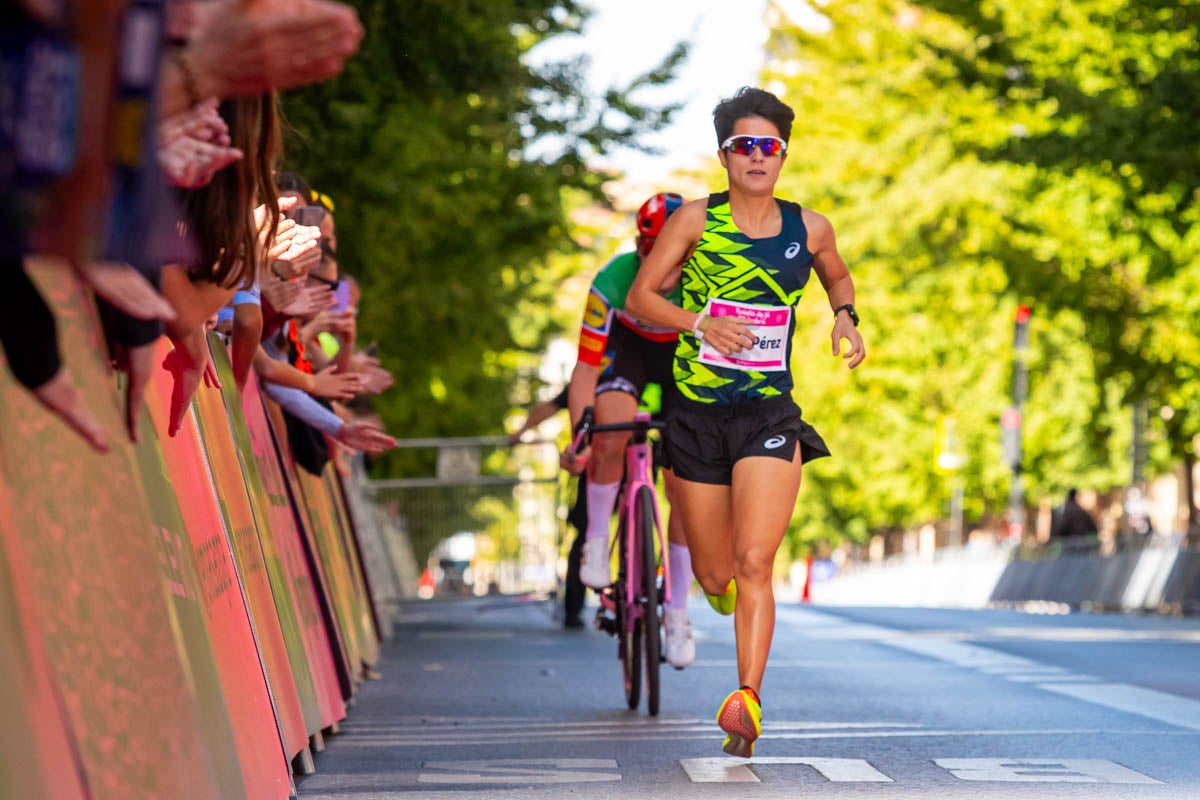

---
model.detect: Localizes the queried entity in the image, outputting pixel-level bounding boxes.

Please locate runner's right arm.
[628,201,753,355]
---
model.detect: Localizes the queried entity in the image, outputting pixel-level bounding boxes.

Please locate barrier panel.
[259,396,359,695]
[297,460,380,671]
[328,467,386,645]
[145,339,292,799]
[234,353,349,726]
[989,539,1200,613]
[0,261,223,799]
[191,346,310,764]
[294,462,367,678]
[127,407,248,799]
[0,483,89,800]
[1161,550,1200,614]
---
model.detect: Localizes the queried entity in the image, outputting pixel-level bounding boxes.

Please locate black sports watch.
[833,303,859,327]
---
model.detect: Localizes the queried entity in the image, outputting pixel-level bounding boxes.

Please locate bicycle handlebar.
[566,406,665,458]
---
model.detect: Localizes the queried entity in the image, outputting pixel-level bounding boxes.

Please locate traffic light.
[1013,305,1031,350]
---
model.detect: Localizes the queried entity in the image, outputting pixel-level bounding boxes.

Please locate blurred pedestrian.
[1050,488,1098,540]
[509,384,590,629]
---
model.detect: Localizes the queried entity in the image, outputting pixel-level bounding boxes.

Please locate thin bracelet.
[168,46,201,108]
[691,314,709,339]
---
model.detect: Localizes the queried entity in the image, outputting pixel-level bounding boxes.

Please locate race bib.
[697,298,791,372]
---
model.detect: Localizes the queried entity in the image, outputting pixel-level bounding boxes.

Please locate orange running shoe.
[717,686,762,757]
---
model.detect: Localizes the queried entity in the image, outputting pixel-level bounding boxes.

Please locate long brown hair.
[180,92,282,289]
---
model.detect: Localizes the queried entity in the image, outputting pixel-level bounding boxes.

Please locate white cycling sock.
[585,480,621,543]
[667,543,693,612]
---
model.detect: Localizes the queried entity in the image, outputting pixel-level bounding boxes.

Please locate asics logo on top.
[785,242,802,259]
[763,435,788,449]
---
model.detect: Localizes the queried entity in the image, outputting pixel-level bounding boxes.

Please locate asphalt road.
[295,595,1200,799]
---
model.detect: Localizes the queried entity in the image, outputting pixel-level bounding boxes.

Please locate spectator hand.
[348,351,381,372]
[158,134,243,188]
[310,363,364,400]
[256,197,300,232]
[161,341,213,437]
[32,368,111,454]
[159,98,231,148]
[333,419,396,454]
[158,100,242,187]
[259,274,303,311]
[266,223,321,278]
[75,261,177,322]
[261,277,334,316]
[356,363,394,395]
[310,309,355,336]
[185,0,364,99]
[112,342,155,444]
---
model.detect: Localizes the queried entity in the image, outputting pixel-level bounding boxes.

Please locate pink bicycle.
[569,407,670,715]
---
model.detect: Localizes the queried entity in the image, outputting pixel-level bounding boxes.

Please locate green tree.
[281,0,686,477]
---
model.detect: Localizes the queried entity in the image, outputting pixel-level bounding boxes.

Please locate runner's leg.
[663,469,692,611]
[662,469,696,666]
[672,477,734,597]
[729,447,802,694]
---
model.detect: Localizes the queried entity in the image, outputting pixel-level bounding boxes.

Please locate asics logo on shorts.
[785,242,802,259]
[763,435,788,449]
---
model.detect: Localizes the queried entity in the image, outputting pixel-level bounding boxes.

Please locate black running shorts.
[666,395,830,485]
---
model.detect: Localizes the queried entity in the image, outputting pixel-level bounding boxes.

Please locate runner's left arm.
[805,209,865,369]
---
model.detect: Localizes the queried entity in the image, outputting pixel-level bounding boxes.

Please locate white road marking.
[419,758,619,784]
[781,607,1200,733]
[681,756,892,783]
[1041,682,1200,732]
[935,758,1162,784]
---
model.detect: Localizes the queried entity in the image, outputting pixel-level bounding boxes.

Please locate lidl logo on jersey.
[583,291,610,331]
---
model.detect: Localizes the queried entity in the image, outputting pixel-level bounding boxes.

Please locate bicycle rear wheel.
[622,617,641,710]
[638,485,661,716]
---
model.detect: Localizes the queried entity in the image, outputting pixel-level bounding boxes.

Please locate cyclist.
[563,192,697,669]
[625,87,866,757]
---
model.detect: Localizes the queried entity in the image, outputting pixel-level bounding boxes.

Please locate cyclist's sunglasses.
[721,135,788,157]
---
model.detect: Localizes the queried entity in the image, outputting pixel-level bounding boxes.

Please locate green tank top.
[674,192,814,405]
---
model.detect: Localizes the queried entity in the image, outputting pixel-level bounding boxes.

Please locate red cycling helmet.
[635,192,685,259]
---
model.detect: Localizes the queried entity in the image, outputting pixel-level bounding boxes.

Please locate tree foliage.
[281,0,686,476]
[764,0,1198,547]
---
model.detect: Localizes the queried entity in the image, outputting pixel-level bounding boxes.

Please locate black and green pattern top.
[674,192,814,405]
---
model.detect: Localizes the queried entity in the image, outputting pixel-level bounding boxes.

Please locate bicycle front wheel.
[617,517,641,710]
[637,485,661,716]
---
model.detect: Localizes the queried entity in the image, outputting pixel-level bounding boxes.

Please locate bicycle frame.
[567,409,672,617]
[616,412,670,620]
